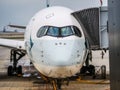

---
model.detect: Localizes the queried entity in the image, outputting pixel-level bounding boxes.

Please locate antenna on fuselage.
[46,0,50,7]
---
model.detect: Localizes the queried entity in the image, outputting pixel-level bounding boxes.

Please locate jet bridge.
[72,6,108,50]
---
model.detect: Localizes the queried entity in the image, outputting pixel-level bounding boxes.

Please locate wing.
[8,24,26,29]
[0,24,26,49]
[0,38,25,50]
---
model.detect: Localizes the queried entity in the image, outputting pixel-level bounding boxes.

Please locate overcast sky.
[0,0,107,31]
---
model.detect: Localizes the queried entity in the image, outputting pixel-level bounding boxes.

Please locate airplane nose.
[33,37,85,78]
[53,47,71,65]
[49,47,72,66]
[41,40,83,78]
[43,40,81,66]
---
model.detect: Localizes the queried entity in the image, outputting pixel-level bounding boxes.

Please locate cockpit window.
[47,27,59,37]
[37,26,82,38]
[61,27,73,37]
[73,26,82,37]
[37,26,48,37]
[46,26,73,37]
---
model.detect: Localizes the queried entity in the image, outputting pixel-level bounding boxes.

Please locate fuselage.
[25,6,87,78]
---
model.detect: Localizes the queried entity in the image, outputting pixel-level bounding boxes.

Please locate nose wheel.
[8,65,13,76]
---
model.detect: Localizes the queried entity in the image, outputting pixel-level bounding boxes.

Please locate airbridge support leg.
[7,49,26,76]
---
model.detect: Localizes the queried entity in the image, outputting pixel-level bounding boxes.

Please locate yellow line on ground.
[70,79,110,84]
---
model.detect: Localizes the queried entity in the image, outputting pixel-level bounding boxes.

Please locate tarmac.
[0,46,110,90]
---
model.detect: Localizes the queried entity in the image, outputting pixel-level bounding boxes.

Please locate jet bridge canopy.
[72,7,108,50]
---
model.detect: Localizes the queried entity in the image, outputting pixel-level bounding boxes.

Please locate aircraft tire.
[88,65,96,79]
[17,65,22,75]
[80,66,86,74]
[88,65,95,75]
[8,66,13,76]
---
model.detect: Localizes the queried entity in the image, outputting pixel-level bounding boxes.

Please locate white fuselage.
[25,6,87,78]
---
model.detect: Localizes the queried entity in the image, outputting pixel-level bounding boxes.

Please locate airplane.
[0,6,105,90]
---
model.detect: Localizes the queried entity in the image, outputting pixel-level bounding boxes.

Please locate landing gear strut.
[80,50,96,78]
[7,48,26,76]
[52,79,63,90]
[39,72,68,90]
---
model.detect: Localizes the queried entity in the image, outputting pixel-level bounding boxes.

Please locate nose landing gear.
[38,72,66,90]
[52,79,69,90]
[7,49,26,76]
[52,79,63,90]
